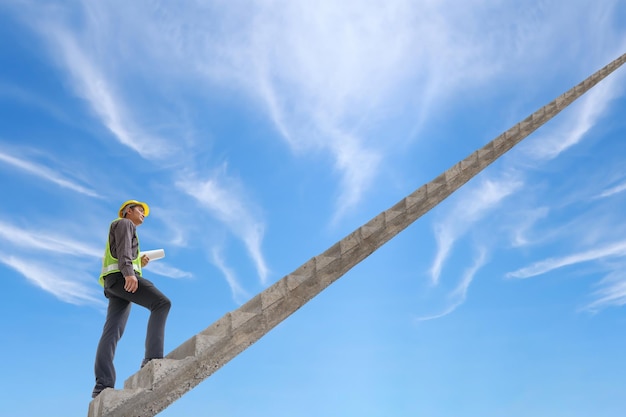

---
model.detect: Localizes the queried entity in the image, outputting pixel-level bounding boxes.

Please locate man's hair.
[122,205,137,218]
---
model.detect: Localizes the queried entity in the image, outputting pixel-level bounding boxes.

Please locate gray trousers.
[94,272,171,389]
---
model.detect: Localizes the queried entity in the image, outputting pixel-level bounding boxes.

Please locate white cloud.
[595,181,626,199]
[521,76,623,161]
[584,270,626,312]
[32,8,172,160]
[0,149,101,198]
[0,254,103,306]
[430,176,522,284]
[506,240,626,279]
[417,247,488,321]
[509,207,550,248]
[211,247,250,305]
[177,167,269,285]
[145,262,192,280]
[238,1,419,217]
[0,220,101,258]
[329,131,382,223]
[0,221,105,305]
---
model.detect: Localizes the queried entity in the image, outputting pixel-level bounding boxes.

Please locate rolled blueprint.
[140,249,165,261]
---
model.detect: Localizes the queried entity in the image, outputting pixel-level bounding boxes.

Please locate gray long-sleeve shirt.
[108,218,140,277]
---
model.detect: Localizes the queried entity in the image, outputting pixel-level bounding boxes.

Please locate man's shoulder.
[111,218,135,231]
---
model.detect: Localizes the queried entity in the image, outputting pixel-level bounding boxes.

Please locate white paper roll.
[140,249,165,261]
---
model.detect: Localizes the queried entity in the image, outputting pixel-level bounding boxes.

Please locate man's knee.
[154,295,171,313]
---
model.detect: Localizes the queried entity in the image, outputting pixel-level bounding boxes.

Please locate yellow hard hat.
[118,200,150,218]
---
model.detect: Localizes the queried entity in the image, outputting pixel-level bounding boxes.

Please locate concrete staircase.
[88,52,626,417]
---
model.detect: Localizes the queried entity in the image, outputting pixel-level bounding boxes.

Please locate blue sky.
[1,1,626,416]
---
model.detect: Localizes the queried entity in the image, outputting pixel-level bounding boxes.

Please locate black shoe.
[141,357,161,368]
[92,384,111,399]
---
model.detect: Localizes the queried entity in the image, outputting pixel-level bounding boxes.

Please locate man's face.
[125,205,145,226]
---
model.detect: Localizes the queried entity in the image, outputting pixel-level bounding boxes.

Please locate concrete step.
[124,358,189,390]
[88,357,196,417]
[88,387,145,417]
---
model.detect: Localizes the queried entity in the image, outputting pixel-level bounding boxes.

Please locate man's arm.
[112,219,140,293]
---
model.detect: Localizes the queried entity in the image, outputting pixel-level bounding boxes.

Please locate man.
[92,200,171,398]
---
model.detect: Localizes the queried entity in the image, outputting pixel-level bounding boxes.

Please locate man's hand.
[124,275,139,293]
[141,254,150,267]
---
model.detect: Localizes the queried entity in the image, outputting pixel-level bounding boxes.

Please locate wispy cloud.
[0,149,101,198]
[595,181,626,199]
[507,246,626,313]
[0,220,101,257]
[211,247,250,305]
[35,12,172,160]
[521,77,623,161]
[430,176,522,284]
[145,262,192,280]
[238,1,419,217]
[584,269,626,312]
[506,240,626,279]
[0,253,103,306]
[509,207,550,248]
[0,220,104,305]
[177,166,269,285]
[417,247,487,321]
[328,131,382,223]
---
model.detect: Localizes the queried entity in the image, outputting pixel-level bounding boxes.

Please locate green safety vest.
[98,219,143,286]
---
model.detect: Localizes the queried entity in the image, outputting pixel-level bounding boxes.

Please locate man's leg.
[136,277,171,363]
[93,277,131,396]
[105,274,171,365]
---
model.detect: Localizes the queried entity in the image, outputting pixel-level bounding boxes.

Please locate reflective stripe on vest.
[98,219,142,287]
